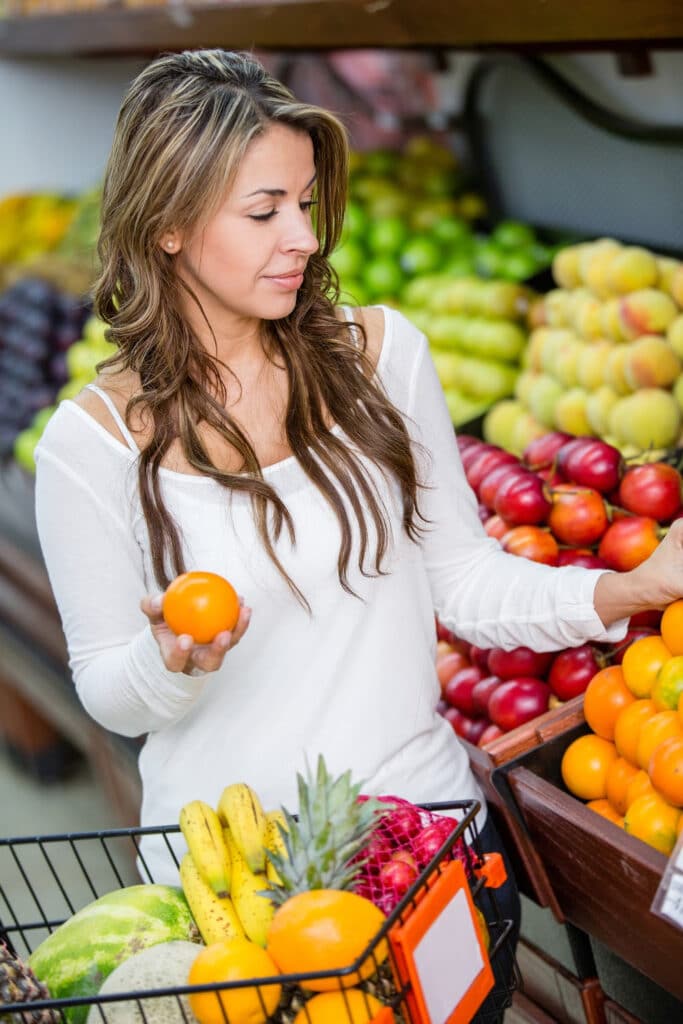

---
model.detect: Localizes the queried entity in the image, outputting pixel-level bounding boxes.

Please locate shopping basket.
[0,799,518,1024]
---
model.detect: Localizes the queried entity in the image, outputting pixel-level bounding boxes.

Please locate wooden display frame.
[0,0,682,58]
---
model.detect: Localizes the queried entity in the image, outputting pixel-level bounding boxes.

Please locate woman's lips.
[267,271,305,290]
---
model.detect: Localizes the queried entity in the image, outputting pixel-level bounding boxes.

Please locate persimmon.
[561,734,617,801]
[660,599,683,656]
[583,665,634,740]
[621,636,671,698]
[625,769,656,810]
[635,711,681,771]
[613,699,658,764]
[162,570,240,644]
[586,798,624,828]
[606,757,640,816]
[624,793,680,855]
[649,735,683,808]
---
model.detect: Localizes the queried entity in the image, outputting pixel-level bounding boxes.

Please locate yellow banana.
[179,799,232,897]
[263,809,289,886]
[179,853,245,945]
[217,782,268,873]
[224,828,274,948]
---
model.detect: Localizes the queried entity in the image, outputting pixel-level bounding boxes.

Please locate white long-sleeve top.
[35,307,627,882]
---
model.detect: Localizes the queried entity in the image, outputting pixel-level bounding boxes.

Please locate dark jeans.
[470,811,522,1023]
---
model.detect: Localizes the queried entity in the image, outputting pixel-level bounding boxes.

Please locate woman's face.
[172,123,320,331]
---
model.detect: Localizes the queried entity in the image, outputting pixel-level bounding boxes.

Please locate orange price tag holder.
[387,859,494,1024]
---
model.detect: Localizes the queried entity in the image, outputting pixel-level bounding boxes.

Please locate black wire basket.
[0,799,518,1024]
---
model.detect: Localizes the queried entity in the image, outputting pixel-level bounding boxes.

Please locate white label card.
[413,888,485,1024]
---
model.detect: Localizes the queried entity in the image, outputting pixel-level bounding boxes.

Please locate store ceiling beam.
[0,0,682,59]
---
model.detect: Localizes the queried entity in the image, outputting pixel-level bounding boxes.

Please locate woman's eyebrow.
[243,173,317,199]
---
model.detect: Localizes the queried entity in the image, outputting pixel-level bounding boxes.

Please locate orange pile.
[561,600,683,856]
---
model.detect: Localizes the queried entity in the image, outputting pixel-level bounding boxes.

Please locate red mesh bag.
[352,795,470,915]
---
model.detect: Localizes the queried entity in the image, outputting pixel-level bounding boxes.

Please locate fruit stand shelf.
[1,0,683,58]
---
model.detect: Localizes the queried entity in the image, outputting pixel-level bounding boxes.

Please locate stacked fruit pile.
[0,192,78,270]
[6,758,482,1024]
[332,138,554,306]
[11,312,109,473]
[561,600,683,856]
[434,428,682,746]
[0,276,91,464]
[485,239,683,456]
[404,275,532,425]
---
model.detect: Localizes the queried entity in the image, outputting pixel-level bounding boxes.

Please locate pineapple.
[0,942,59,1023]
[265,755,385,905]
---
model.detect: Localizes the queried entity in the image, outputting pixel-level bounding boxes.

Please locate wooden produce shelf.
[1,0,682,58]
[463,695,586,914]
[502,726,683,1001]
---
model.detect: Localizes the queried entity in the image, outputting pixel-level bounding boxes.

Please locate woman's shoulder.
[70,368,149,449]
[337,304,426,373]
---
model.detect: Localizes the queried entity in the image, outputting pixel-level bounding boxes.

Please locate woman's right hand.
[140,594,252,675]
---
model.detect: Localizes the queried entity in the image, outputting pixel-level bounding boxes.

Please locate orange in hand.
[583,665,634,741]
[162,570,240,644]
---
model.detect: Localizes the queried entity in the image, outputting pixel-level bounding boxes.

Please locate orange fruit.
[266,890,387,992]
[586,798,624,828]
[652,655,683,711]
[621,635,671,698]
[293,990,390,1024]
[606,756,640,816]
[162,570,240,644]
[560,734,617,801]
[583,665,634,740]
[625,769,656,810]
[635,710,682,770]
[660,599,683,656]
[649,734,683,807]
[613,699,658,764]
[188,938,282,1024]
[624,793,680,855]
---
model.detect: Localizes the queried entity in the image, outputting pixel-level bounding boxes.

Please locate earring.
[165,241,176,252]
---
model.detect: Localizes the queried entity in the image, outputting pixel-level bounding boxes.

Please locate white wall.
[0,49,681,196]
[0,56,145,195]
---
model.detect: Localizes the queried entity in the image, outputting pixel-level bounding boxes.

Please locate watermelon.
[29,884,200,1024]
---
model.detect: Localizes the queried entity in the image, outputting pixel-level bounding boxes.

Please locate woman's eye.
[301,200,318,213]
[249,210,277,222]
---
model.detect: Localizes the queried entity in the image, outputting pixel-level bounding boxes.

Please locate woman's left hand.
[595,518,683,627]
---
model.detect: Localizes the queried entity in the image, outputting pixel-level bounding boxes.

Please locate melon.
[85,940,202,1023]
[29,884,199,1024]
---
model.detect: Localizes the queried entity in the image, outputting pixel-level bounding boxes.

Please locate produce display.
[0,276,91,463]
[434,428,682,746]
[8,758,495,1023]
[485,239,683,456]
[0,192,79,268]
[10,310,108,472]
[402,276,533,426]
[559,599,683,856]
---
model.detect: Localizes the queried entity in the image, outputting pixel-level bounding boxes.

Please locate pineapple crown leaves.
[265,754,387,904]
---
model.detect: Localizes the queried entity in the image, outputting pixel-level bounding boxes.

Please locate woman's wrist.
[593,568,653,629]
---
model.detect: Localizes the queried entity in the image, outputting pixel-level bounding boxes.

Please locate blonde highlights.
[94,49,422,604]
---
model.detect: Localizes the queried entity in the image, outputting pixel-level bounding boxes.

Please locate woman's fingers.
[140,593,164,624]
[141,593,253,674]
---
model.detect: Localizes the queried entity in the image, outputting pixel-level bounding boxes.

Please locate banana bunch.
[179,783,290,948]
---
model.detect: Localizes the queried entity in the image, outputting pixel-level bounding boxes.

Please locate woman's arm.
[34,430,208,737]
[403,323,631,652]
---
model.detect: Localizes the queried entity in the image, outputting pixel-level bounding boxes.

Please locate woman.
[34,48,683,1011]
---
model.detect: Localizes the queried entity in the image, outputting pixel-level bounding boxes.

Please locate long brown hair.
[94,49,423,606]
